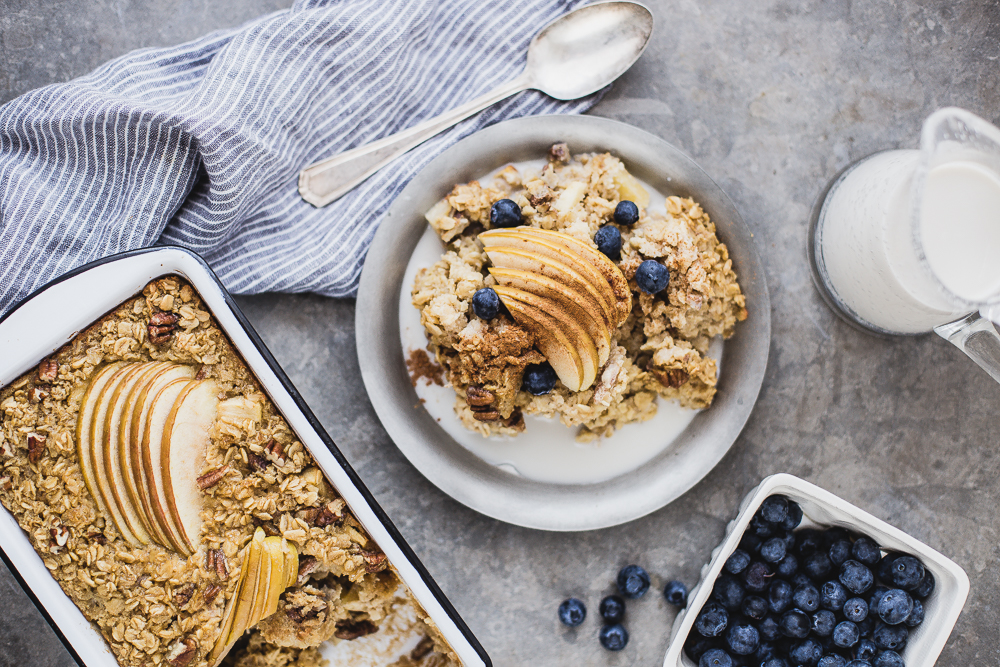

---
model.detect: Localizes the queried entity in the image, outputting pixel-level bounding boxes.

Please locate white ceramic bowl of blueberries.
[648,473,970,667]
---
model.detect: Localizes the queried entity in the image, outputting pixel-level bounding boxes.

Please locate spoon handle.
[299,74,532,207]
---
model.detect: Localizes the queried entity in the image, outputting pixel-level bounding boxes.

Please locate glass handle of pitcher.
[934,312,1000,384]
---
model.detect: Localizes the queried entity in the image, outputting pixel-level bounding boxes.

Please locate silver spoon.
[298,1,654,207]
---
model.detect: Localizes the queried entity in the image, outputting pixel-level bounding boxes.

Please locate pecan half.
[196,464,230,490]
[29,385,50,403]
[27,433,47,465]
[265,439,286,463]
[470,405,500,422]
[205,549,216,572]
[361,550,388,573]
[247,451,269,472]
[297,555,320,584]
[654,368,690,388]
[166,637,198,667]
[149,311,180,326]
[37,359,59,383]
[173,582,196,607]
[148,312,180,346]
[411,635,435,661]
[334,619,379,640]
[213,550,229,581]
[465,385,494,407]
[202,584,222,605]
[315,503,343,528]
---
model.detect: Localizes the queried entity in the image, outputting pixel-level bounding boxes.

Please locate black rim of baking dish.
[0,245,492,667]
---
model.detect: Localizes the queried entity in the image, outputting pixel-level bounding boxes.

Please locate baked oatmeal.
[0,277,457,667]
[411,144,747,441]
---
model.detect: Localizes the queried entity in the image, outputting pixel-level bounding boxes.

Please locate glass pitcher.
[809,107,1000,384]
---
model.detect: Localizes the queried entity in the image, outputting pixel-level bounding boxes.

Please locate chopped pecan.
[361,550,388,573]
[411,635,435,661]
[252,517,280,537]
[87,532,107,545]
[297,508,319,524]
[0,477,11,492]
[334,619,379,640]
[247,451,269,472]
[213,550,229,581]
[27,433,47,465]
[529,193,551,208]
[654,368,690,388]
[465,386,494,407]
[196,464,230,490]
[502,408,524,429]
[297,555,320,584]
[37,359,59,383]
[202,584,222,605]
[50,525,69,547]
[314,503,342,528]
[195,365,210,380]
[265,439,286,463]
[29,385,50,403]
[166,637,198,667]
[285,605,322,624]
[548,142,570,163]
[149,311,180,326]
[173,582,196,607]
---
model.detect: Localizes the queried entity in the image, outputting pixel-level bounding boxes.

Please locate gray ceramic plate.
[356,114,770,531]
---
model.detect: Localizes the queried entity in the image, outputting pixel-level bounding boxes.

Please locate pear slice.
[141,377,192,554]
[248,534,274,627]
[210,530,265,666]
[129,364,196,549]
[495,286,599,390]
[102,362,159,545]
[118,361,171,541]
[76,362,126,526]
[282,539,299,589]
[490,267,612,365]
[161,379,219,554]
[483,247,618,329]
[90,363,142,546]
[261,536,287,619]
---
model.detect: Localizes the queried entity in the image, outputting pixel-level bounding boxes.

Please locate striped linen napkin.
[0,0,601,315]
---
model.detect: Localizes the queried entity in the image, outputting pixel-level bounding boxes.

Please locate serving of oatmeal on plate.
[411,143,747,442]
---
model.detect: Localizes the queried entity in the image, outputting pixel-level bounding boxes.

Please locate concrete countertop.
[1,1,998,665]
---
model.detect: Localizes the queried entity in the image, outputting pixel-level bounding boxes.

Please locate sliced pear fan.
[76,362,126,537]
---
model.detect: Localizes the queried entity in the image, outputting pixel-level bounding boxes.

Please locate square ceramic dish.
[0,246,490,667]
[663,473,969,667]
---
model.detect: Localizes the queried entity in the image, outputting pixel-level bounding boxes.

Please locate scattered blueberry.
[760,495,789,524]
[599,595,625,624]
[744,561,772,593]
[781,501,804,531]
[820,580,848,612]
[794,529,824,556]
[904,598,924,628]
[803,551,834,580]
[779,609,811,639]
[873,621,908,651]
[521,362,557,395]
[887,556,925,591]
[614,200,640,226]
[684,634,717,662]
[788,638,823,665]
[843,597,868,623]
[749,514,776,538]
[617,564,650,599]
[761,538,787,563]
[490,198,522,228]
[855,637,878,660]
[759,615,782,642]
[471,287,500,320]
[695,601,729,637]
[876,553,899,582]
[699,648,733,667]
[828,539,853,566]
[874,650,905,667]
[913,569,935,599]
[742,595,768,621]
[768,580,793,614]
[594,225,622,260]
[599,623,629,651]
[793,583,820,612]
[634,260,669,294]
[818,655,848,667]
[776,553,799,578]
[877,589,913,625]
[558,598,586,626]
[713,575,746,611]
[725,549,751,575]
[664,580,688,607]
[725,622,760,655]
[811,609,836,637]
[832,621,860,648]
[851,537,882,566]
[839,560,874,595]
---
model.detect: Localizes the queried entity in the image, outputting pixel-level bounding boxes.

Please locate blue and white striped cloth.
[0,0,600,315]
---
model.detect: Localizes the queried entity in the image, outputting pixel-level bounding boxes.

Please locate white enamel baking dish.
[0,246,490,667]
[663,473,969,667]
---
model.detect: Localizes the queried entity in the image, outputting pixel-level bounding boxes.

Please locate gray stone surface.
[1,1,999,666]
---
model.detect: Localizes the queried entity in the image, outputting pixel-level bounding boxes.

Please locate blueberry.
[887,556,925,590]
[725,622,759,655]
[818,656,848,667]
[699,648,733,667]
[635,260,669,294]
[843,597,868,622]
[856,638,878,660]
[490,198,522,228]
[761,537,787,563]
[822,527,851,546]
[617,564,650,599]
[759,615,782,642]
[761,496,789,524]
[792,583,820,612]
[599,623,629,651]
[804,551,834,580]
[851,537,882,566]
[789,638,823,665]
[684,634,717,661]
[913,569,935,599]
[868,585,890,612]
[877,589,913,625]
[664,580,688,607]
[743,561,772,593]
[829,539,854,566]
[740,532,763,553]
[839,560,874,595]
[472,287,500,320]
[856,615,875,638]
[742,595,768,621]
[749,514,775,538]
[795,529,824,556]
[811,609,837,637]
[558,598,586,626]
[695,601,729,637]
[874,650,904,667]
[876,553,899,582]
[820,581,848,612]
[781,501,804,530]
[754,642,778,661]
[776,553,798,578]
[779,609,811,639]
[521,362,557,395]
[614,200,640,226]
[594,225,623,260]
[725,549,751,575]
[713,576,745,612]
[832,621,860,648]
[599,595,625,624]
[846,661,872,667]
[873,621,908,651]
[904,598,924,628]
[764,659,791,667]
[767,580,793,614]
[791,571,814,589]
